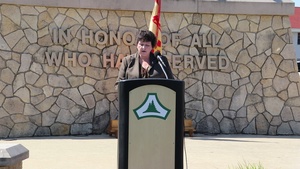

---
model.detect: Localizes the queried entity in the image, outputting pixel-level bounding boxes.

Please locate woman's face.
[137,41,153,58]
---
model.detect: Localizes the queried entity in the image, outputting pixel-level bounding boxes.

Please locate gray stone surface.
[0,144,29,166]
[0,0,294,15]
[9,122,37,138]
[0,2,299,138]
[3,97,24,115]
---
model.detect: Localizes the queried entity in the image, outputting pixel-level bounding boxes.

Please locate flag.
[149,0,162,53]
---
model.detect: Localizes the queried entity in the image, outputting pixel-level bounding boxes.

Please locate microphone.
[154,51,168,79]
[154,51,167,67]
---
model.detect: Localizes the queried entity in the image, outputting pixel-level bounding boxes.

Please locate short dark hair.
[137,30,157,48]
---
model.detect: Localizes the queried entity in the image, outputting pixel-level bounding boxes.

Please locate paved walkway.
[1,134,300,169]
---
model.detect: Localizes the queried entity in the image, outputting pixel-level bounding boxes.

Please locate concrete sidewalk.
[1,134,300,169]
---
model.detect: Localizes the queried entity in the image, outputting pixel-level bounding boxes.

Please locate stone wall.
[0,3,299,138]
[0,0,294,15]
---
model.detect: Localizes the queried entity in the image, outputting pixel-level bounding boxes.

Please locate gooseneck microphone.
[154,51,169,79]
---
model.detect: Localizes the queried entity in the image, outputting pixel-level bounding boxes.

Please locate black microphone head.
[154,51,161,57]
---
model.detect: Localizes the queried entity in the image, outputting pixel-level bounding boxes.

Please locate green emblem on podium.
[133,93,170,120]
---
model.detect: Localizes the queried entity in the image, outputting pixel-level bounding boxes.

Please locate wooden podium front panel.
[128,85,176,169]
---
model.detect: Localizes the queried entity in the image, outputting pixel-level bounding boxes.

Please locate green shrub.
[229,161,265,169]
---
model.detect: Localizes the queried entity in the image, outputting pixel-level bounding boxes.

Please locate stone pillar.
[0,144,29,169]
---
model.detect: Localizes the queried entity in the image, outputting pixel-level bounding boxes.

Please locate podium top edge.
[118,78,185,87]
[118,78,185,93]
[119,78,183,83]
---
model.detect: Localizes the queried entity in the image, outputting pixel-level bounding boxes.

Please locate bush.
[229,161,265,169]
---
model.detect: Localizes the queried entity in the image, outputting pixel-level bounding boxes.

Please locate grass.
[229,161,265,169]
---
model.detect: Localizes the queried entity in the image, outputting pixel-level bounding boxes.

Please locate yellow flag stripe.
[149,0,162,53]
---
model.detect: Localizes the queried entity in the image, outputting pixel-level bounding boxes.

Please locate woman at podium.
[115,30,174,87]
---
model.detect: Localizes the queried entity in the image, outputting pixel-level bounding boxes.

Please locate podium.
[118,79,184,169]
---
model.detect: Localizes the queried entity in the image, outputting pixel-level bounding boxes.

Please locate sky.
[294,0,300,7]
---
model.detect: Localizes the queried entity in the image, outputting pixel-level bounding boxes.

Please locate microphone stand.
[157,57,169,79]
[154,51,169,79]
